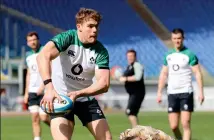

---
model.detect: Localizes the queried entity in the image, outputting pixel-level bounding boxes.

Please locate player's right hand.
[24,94,28,104]
[40,88,62,113]
[156,93,162,103]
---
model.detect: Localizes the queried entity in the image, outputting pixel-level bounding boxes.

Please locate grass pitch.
[1,112,213,140]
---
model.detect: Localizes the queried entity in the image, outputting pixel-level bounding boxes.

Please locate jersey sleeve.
[50,30,74,52]
[25,51,32,68]
[95,47,109,69]
[133,62,144,81]
[189,53,198,66]
[163,54,168,66]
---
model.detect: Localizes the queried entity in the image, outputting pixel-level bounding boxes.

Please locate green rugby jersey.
[50,29,109,102]
[164,47,198,94]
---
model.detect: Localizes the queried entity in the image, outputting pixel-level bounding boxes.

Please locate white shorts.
[28,105,46,115]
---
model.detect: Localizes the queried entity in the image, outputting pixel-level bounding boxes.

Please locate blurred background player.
[157,28,204,140]
[24,32,50,140]
[37,8,112,140]
[119,49,145,128]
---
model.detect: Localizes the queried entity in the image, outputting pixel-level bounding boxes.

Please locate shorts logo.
[97,109,102,116]
[168,107,173,112]
[126,109,130,114]
[184,104,188,110]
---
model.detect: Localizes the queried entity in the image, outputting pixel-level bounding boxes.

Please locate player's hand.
[119,77,126,82]
[40,88,62,113]
[24,94,29,104]
[198,93,204,105]
[156,93,162,104]
[67,91,79,102]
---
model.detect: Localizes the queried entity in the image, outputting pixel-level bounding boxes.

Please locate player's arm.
[75,69,110,97]
[37,82,45,95]
[37,30,72,91]
[192,64,203,94]
[125,63,144,82]
[37,41,59,89]
[190,54,204,104]
[157,66,168,95]
[24,68,30,103]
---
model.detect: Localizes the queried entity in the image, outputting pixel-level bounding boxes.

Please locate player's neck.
[32,45,40,53]
[174,45,184,52]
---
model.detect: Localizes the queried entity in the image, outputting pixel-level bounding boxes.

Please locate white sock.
[34,137,41,140]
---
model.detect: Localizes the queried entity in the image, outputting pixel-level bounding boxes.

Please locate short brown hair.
[172,28,184,38]
[26,31,39,40]
[127,49,137,57]
[75,8,102,24]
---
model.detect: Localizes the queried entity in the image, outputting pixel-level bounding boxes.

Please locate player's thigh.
[39,107,49,121]
[126,94,144,116]
[168,112,180,129]
[74,99,106,126]
[87,119,112,140]
[74,99,112,139]
[181,111,192,128]
[168,94,180,113]
[180,92,194,112]
[51,117,74,140]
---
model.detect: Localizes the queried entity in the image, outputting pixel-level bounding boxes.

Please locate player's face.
[127,52,136,64]
[171,33,184,49]
[27,35,39,50]
[77,19,99,44]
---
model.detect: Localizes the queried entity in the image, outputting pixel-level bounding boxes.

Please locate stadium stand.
[1,0,167,78]
[144,0,214,76]
[1,0,213,77]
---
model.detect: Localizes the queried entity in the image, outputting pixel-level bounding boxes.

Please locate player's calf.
[31,113,41,139]
[181,111,192,140]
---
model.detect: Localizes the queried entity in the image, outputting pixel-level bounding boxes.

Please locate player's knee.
[170,124,179,131]
[181,120,190,129]
[32,113,40,124]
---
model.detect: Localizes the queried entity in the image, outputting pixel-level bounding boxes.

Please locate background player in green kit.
[24,32,50,140]
[37,8,112,140]
[156,28,205,140]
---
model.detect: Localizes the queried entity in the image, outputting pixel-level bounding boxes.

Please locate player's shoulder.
[26,50,34,59]
[164,49,175,57]
[182,47,197,58]
[93,41,108,53]
[134,61,142,67]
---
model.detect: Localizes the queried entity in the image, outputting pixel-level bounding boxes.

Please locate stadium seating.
[1,0,213,77]
[1,0,167,78]
[144,0,214,75]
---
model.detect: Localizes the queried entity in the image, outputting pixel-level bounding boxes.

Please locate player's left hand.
[198,93,205,105]
[119,77,126,82]
[67,91,79,102]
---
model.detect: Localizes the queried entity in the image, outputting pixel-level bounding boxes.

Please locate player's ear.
[76,24,82,32]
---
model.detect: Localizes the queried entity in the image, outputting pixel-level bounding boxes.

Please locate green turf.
[1,112,213,140]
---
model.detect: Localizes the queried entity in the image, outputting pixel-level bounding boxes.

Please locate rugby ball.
[41,94,73,114]
[110,66,123,80]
